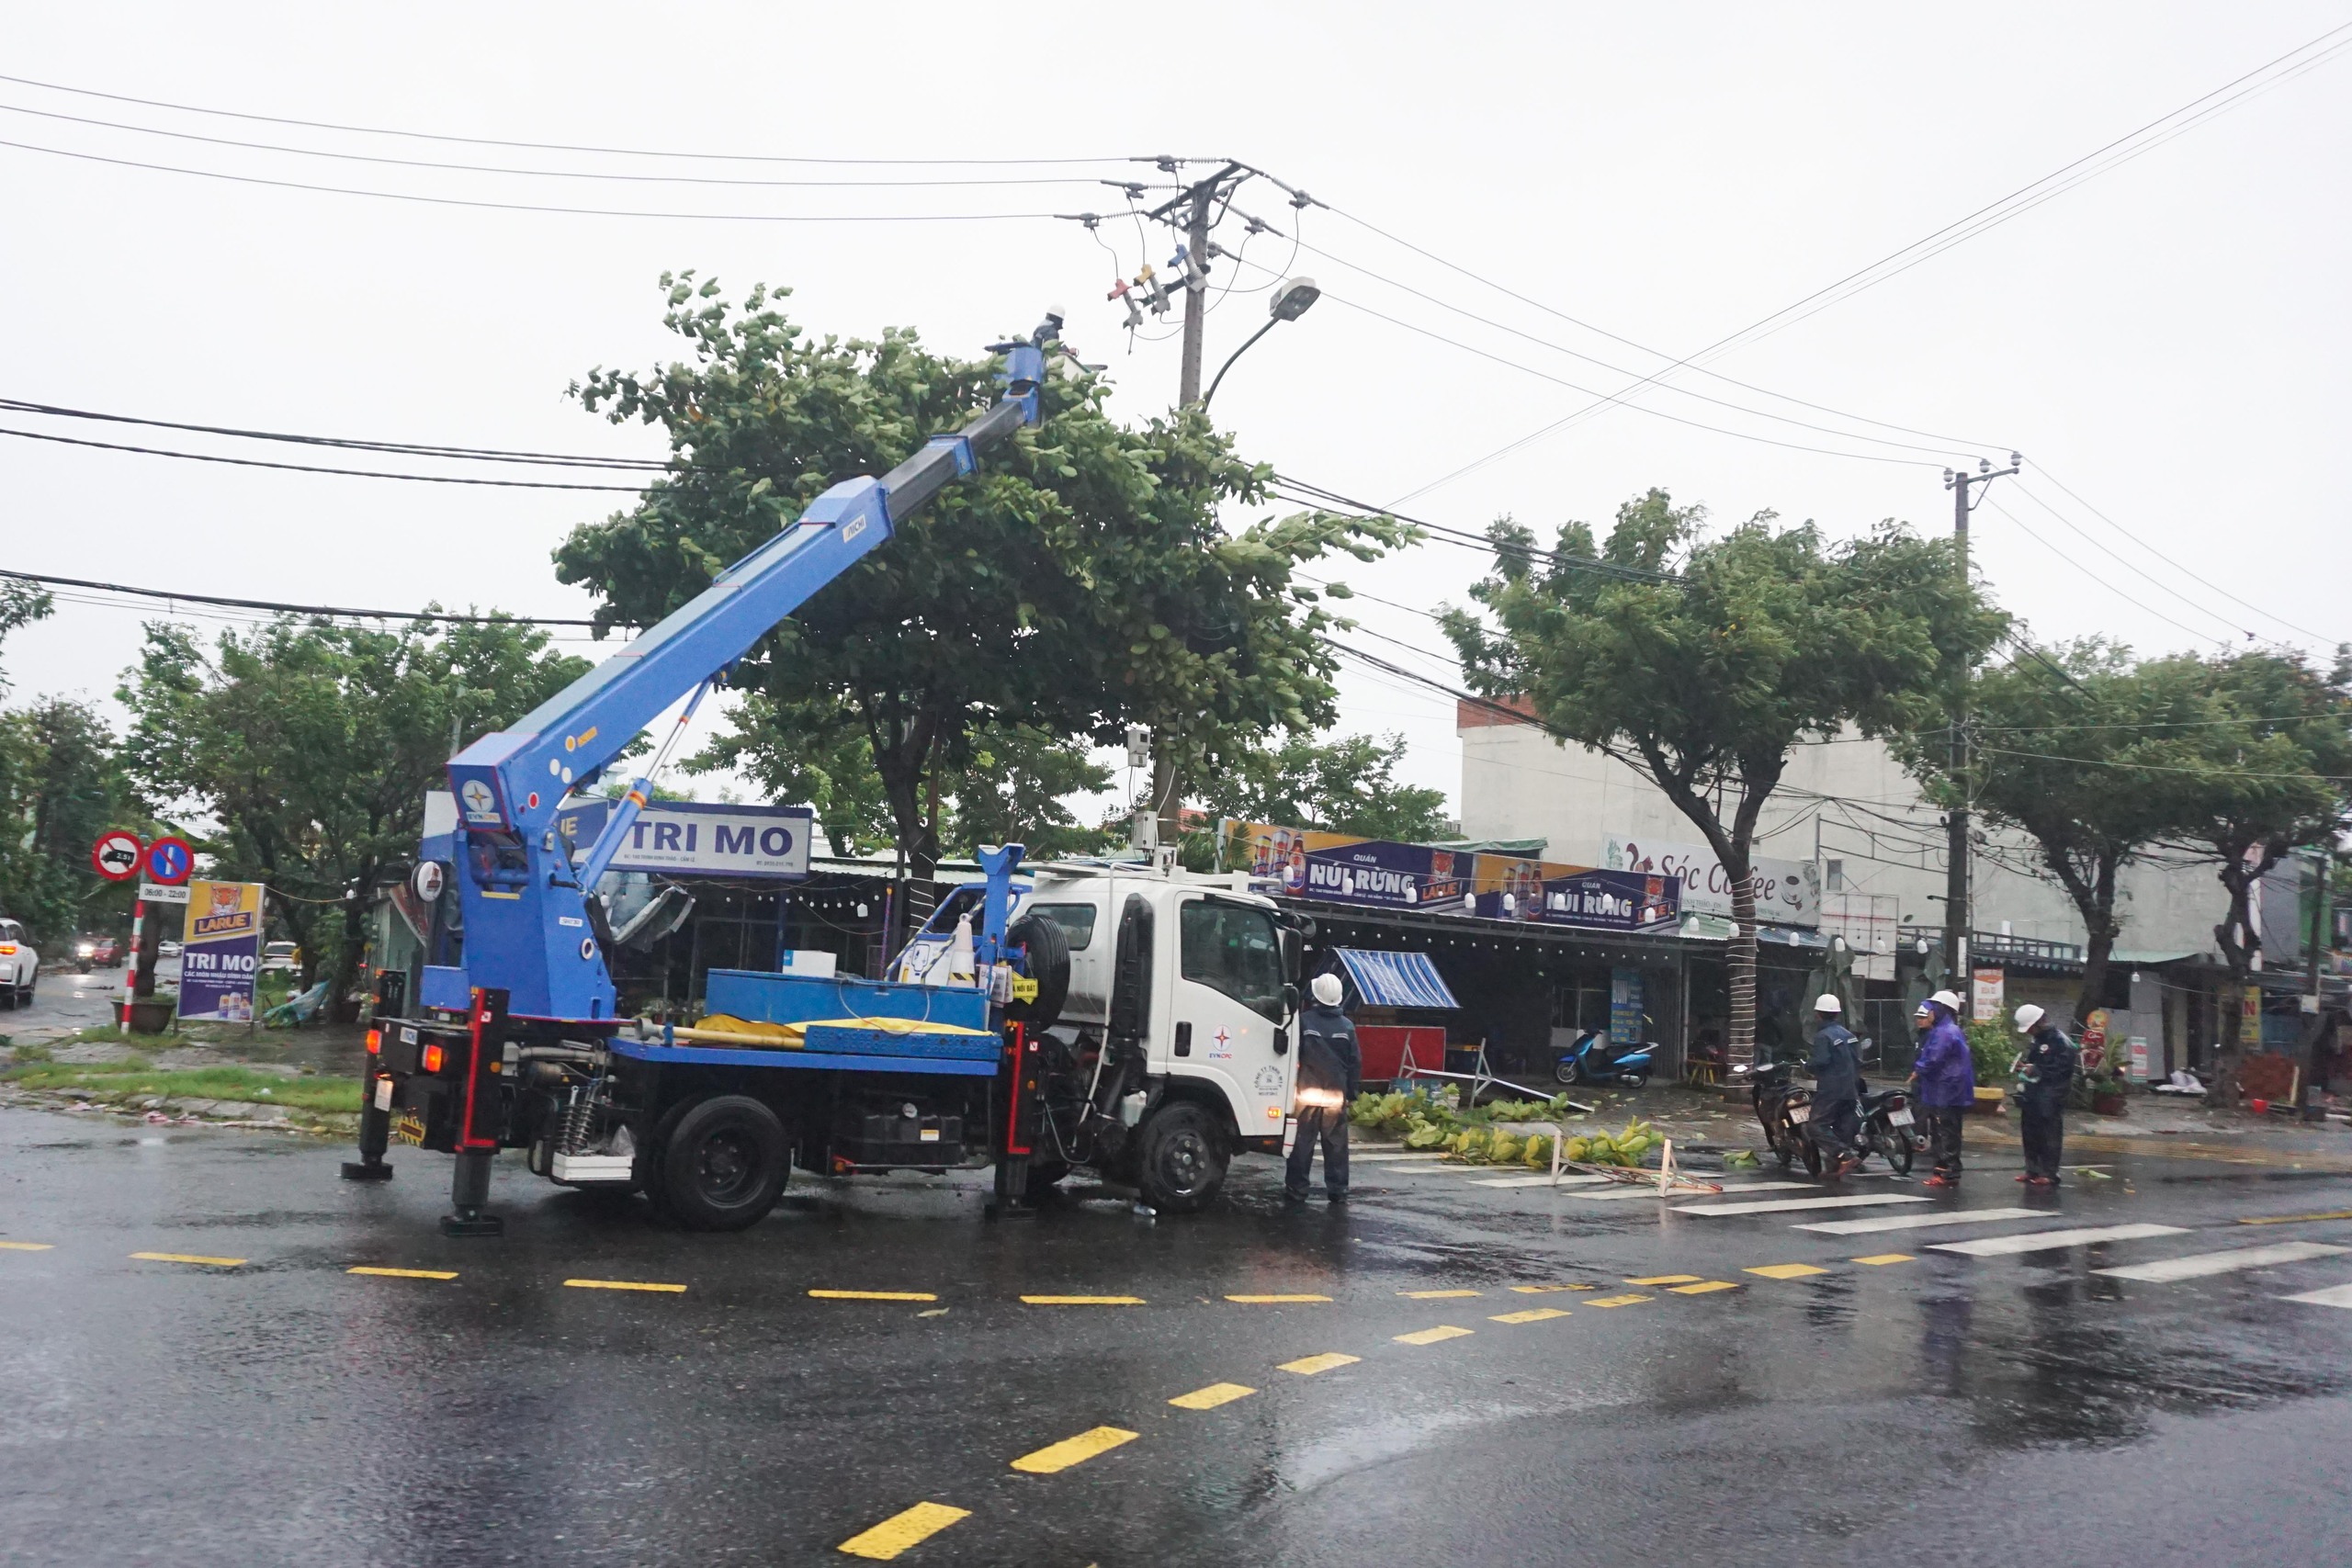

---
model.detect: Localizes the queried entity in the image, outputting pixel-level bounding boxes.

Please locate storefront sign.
[1229,822,1470,911]
[557,800,814,880]
[1472,863,1679,931]
[1600,836,1818,927]
[1971,967,2006,1021]
[2126,1036,2150,1082]
[180,880,266,1023]
[1610,967,1645,1044]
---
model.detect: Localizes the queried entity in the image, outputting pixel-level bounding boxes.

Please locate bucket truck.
[343,311,1307,1235]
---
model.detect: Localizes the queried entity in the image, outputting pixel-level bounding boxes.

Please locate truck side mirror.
[1279,927,1305,985]
[1282,983,1300,1021]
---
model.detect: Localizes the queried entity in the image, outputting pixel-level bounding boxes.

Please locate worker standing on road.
[2012,1004,2078,1188]
[1911,990,1975,1189]
[1286,972,1360,1203]
[1805,994,1866,1176]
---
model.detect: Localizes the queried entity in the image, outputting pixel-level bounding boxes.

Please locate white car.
[0,919,37,1009]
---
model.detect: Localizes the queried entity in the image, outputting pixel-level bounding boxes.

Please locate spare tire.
[1004,911,1069,1032]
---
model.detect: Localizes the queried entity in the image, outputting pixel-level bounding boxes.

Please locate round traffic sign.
[91,830,143,882]
[144,837,195,885]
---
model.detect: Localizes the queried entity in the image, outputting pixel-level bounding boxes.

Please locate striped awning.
[1334,948,1460,1010]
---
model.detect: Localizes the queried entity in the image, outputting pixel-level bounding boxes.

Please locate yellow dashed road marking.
[1669,1280,1741,1295]
[1394,1325,1474,1346]
[1587,1293,1652,1307]
[1011,1426,1138,1474]
[1400,1289,1481,1299]
[130,1252,244,1268]
[0,1241,54,1252]
[810,1289,939,1302]
[838,1501,970,1560]
[1020,1294,1144,1305]
[565,1278,686,1293]
[1279,1352,1361,1376]
[1490,1307,1571,1324]
[1746,1263,1830,1280]
[349,1266,458,1280]
[1853,1254,1916,1266]
[1627,1274,1703,1286]
[2239,1210,2352,1226]
[1226,1293,1330,1303]
[1169,1382,1256,1410]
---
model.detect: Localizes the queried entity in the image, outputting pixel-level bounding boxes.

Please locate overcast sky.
[4,3,2346,827]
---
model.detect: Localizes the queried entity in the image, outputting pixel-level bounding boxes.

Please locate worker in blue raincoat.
[1286,972,1360,1202]
[1911,989,1975,1188]
[1805,994,1866,1176]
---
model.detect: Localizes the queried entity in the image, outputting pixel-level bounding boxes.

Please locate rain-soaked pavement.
[4,1103,2351,1566]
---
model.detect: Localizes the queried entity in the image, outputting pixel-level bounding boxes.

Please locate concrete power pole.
[1942,455,2020,1018]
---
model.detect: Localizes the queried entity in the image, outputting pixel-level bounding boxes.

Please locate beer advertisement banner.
[1470,857,1681,931]
[1227,822,1471,911]
[180,880,266,1022]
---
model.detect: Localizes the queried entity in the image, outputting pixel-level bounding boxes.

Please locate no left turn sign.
[91,830,142,882]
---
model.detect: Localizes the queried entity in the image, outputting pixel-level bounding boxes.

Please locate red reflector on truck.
[365,1029,381,1055]
[423,1044,445,1074]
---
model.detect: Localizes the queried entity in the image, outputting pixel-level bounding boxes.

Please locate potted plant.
[2075,1050,2130,1116]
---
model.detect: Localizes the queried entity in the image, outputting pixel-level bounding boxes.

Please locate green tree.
[553,276,1405,894]
[1189,730,1454,848]
[1443,490,2005,1065]
[119,615,588,1018]
[2146,648,2352,1105]
[0,699,150,943]
[1899,641,2204,1029]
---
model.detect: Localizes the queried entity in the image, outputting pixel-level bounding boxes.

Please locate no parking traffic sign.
[91,830,143,882]
[144,837,195,886]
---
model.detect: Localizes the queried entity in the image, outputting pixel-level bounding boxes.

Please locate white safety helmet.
[1929,989,1964,1013]
[1310,972,1345,1008]
[1814,993,1842,1013]
[2014,1003,2045,1035]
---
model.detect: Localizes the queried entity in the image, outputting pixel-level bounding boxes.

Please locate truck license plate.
[374,1077,393,1111]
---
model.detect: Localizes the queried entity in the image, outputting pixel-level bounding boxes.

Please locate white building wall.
[1458,714,2225,959]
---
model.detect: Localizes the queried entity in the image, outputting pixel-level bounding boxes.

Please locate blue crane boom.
[429,313,1058,1023]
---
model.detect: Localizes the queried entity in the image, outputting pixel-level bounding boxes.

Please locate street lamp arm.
[1200,317,1279,412]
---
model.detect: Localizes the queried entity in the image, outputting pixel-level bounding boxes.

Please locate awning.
[1335,948,1460,1010]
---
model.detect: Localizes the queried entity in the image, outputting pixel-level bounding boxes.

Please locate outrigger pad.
[339,1160,394,1182]
[439,1213,504,1237]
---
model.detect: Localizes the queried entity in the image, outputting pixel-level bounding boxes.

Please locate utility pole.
[1942,454,2020,1018]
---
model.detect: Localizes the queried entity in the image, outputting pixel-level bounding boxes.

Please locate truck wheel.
[1004,912,1069,1032]
[1136,1102,1227,1214]
[659,1096,789,1232]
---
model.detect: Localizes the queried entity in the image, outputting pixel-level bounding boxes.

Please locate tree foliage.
[118,615,588,1017]
[552,276,1406,886]
[1443,489,2006,1062]
[1189,730,1455,844]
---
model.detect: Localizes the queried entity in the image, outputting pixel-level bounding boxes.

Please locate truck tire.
[1136,1101,1227,1214]
[659,1095,789,1231]
[635,1098,696,1218]
[1004,912,1069,1032]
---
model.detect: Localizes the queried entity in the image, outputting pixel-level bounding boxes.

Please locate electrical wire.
[0,73,1161,166]
[1387,21,2352,505]
[0,136,1078,223]
[1272,475,1676,582]
[0,568,625,628]
[1979,496,2237,649]
[0,422,651,489]
[0,395,665,470]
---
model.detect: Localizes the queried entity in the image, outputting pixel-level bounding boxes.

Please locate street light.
[1200,276,1319,411]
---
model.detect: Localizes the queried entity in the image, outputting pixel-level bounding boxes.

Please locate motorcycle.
[1860,1086,1918,1175]
[1553,1030,1657,1089]
[73,940,95,975]
[1730,1057,1820,1176]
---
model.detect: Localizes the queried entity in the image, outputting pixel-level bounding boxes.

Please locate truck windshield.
[1179,900,1284,1022]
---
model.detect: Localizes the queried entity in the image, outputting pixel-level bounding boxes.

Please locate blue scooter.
[1552,1031,1658,1089]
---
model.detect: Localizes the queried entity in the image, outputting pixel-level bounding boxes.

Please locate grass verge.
[0,1063,362,1114]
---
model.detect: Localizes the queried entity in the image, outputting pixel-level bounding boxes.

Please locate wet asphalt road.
[5,1107,2352,1567]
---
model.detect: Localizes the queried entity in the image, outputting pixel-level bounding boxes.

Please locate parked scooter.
[1730,1056,1821,1176]
[1859,1085,1918,1175]
[1553,1030,1657,1089]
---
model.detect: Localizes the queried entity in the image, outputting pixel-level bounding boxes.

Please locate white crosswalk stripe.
[1794,1207,2046,1235]
[2093,1241,2348,1283]
[1571,1179,1818,1202]
[1675,1193,1934,1217]
[1929,1223,2186,1258]
[2285,1281,2352,1309]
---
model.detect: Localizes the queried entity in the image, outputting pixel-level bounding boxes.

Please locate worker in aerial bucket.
[1286,972,1361,1203]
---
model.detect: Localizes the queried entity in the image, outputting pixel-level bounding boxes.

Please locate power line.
[0,395,665,470]
[0,422,650,490]
[1388,21,2352,505]
[0,73,1165,166]
[0,568,625,628]
[0,136,1079,223]
[1272,476,1676,581]
[1979,496,2237,649]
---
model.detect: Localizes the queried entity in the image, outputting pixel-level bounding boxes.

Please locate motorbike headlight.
[75,942,94,955]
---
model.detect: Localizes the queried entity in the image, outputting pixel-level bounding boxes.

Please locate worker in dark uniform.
[2013,1003,2078,1188]
[1286,971,1361,1202]
[1805,993,1865,1177]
